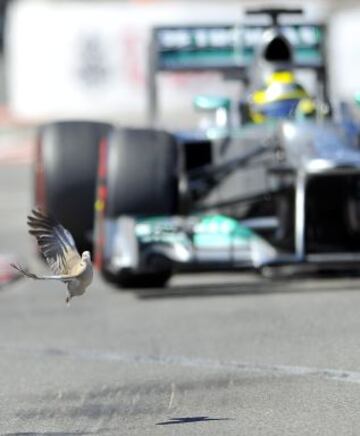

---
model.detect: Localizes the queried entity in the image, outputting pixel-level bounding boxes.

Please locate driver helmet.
[249,70,315,123]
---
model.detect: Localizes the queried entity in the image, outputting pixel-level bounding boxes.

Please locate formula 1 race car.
[34,8,360,288]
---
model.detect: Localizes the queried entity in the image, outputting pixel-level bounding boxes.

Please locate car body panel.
[100,9,360,279]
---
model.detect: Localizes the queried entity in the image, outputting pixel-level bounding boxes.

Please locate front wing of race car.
[101,214,278,275]
[100,207,360,278]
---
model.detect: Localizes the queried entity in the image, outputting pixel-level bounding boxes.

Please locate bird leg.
[10,263,41,279]
[10,263,74,282]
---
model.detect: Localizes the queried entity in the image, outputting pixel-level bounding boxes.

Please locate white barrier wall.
[6,0,328,126]
[329,8,360,103]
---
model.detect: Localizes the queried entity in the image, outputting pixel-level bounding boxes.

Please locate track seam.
[1,344,360,385]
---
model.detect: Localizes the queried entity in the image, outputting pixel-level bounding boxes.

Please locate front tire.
[100,127,178,288]
[106,128,178,217]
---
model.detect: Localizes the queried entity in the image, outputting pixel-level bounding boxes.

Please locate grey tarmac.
[1,158,360,435]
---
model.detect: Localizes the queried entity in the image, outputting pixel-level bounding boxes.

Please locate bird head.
[81,251,91,263]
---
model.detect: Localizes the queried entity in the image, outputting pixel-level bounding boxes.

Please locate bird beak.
[65,295,71,305]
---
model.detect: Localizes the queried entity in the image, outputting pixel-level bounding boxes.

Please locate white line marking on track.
[1,344,360,385]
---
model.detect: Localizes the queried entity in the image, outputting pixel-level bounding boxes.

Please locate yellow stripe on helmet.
[266,71,295,85]
[252,86,307,105]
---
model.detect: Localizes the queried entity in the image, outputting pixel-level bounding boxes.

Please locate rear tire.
[35,120,112,253]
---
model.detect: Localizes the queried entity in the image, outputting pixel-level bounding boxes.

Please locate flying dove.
[11,209,93,304]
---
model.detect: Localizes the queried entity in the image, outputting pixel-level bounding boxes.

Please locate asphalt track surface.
[2,138,360,435]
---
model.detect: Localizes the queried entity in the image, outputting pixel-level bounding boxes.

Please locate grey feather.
[27,208,81,275]
[11,208,93,303]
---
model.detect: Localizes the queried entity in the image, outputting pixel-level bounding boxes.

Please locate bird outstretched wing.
[27,208,82,276]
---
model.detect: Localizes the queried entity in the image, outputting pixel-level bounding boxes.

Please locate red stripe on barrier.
[0,142,33,165]
[0,255,23,286]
